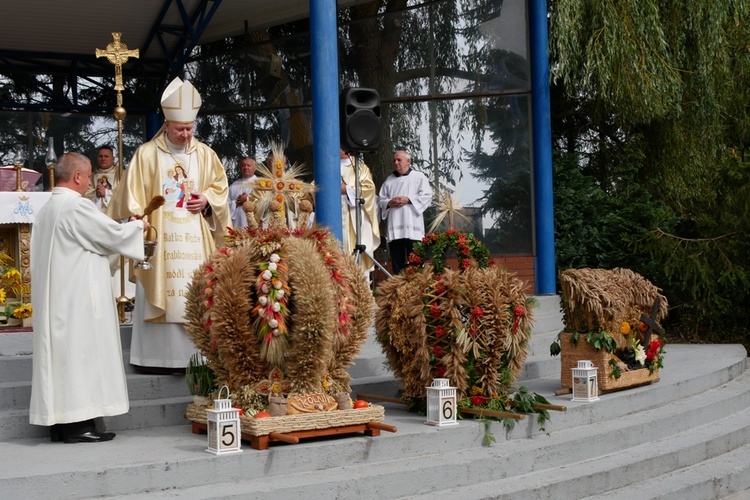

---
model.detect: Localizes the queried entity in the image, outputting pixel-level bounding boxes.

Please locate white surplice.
[228,175,257,228]
[29,187,145,426]
[378,169,433,242]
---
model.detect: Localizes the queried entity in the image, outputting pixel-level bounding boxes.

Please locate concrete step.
[588,442,750,499]
[73,357,750,499]
[414,405,750,500]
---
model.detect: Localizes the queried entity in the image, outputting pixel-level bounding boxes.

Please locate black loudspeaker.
[340,87,381,151]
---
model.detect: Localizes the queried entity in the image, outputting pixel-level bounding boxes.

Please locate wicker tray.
[185,403,385,436]
[559,332,659,393]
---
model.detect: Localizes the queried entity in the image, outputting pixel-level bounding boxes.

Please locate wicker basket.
[559,332,659,393]
[186,403,385,436]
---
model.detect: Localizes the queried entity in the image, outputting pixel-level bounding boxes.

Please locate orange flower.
[620,322,631,335]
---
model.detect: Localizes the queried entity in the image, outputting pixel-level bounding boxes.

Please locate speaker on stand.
[340,87,382,151]
[338,87,391,278]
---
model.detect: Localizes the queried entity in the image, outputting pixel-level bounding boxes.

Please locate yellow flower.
[0,289,5,304]
[2,268,22,282]
[620,322,631,335]
[13,304,33,319]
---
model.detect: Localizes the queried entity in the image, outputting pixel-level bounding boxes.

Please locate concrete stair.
[0,296,748,499]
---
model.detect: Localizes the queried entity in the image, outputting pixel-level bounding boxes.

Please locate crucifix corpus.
[96,32,139,102]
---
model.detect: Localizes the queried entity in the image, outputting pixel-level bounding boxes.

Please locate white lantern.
[426,378,458,427]
[206,386,243,455]
[571,360,599,402]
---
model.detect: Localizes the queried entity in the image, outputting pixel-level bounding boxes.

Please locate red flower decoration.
[461,259,471,270]
[470,395,488,406]
[514,305,525,317]
[432,344,444,357]
[646,339,664,361]
[470,306,484,318]
[408,253,422,265]
[435,366,446,377]
[430,303,441,318]
[434,324,446,338]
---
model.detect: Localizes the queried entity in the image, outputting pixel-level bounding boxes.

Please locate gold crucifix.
[95,32,139,323]
[96,32,139,98]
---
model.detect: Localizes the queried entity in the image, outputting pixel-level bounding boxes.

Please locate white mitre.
[161,77,202,123]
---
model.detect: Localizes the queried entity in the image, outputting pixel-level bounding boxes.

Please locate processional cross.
[94,32,139,323]
[96,32,139,103]
[253,156,312,226]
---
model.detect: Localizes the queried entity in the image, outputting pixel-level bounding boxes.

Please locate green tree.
[550,0,750,343]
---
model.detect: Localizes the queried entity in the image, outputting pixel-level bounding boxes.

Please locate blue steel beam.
[0,0,223,113]
[139,0,224,84]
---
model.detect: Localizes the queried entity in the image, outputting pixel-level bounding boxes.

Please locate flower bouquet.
[0,252,31,326]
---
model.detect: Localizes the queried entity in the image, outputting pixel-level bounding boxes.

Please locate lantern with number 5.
[206,386,243,455]
[426,378,458,427]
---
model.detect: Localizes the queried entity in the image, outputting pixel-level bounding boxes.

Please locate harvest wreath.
[375,229,552,431]
[183,147,377,430]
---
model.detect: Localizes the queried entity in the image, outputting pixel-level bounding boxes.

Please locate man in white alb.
[378,150,433,275]
[87,145,136,307]
[87,145,118,213]
[108,77,230,373]
[30,152,148,442]
[228,157,257,228]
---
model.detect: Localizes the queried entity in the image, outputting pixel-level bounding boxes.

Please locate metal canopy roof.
[0,0,357,111]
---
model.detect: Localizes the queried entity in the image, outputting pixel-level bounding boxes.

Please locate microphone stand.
[351,153,392,279]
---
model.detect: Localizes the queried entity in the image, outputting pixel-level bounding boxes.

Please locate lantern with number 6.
[206,386,243,455]
[426,378,458,427]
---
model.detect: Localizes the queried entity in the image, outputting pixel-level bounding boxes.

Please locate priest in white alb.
[378,150,433,275]
[108,77,231,372]
[30,152,148,443]
[228,156,257,228]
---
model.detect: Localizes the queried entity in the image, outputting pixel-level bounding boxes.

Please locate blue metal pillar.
[529,0,556,294]
[309,0,342,240]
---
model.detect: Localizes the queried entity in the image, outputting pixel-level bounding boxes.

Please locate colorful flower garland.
[253,247,291,366]
[409,228,490,274]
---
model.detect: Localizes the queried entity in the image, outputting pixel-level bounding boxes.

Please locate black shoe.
[133,365,186,375]
[63,430,116,444]
[50,424,63,443]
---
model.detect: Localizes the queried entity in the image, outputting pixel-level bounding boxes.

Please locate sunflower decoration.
[0,252,28,301]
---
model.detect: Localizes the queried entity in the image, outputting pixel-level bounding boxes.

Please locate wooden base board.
[191,421,382,451]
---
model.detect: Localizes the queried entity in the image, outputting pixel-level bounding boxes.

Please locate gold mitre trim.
[161,77,201,123]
